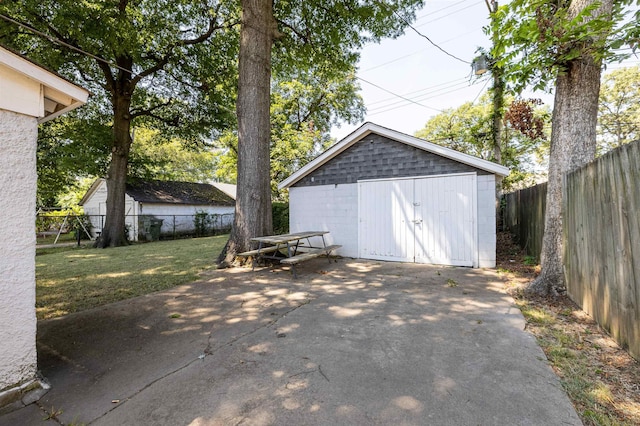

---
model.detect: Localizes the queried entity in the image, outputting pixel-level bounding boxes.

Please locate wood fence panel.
[564,141,640,359]
[503,182,547,260]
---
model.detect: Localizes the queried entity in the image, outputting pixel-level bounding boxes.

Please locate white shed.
[80,179,235,240]
[279,122,509,268]
[0,46,88,411]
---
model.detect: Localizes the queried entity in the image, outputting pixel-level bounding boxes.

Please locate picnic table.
[237,231,341,278]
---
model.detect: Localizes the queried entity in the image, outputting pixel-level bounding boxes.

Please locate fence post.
[173,215,176,240]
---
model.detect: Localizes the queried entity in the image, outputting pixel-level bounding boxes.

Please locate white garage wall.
[477,174,497,268]
[289,184,358,257]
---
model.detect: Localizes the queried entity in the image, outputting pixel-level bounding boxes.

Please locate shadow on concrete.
[2,259,580,425]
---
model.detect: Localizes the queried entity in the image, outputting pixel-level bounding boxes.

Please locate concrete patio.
[1,259,581,425]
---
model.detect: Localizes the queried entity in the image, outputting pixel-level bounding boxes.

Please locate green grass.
[36,235,228,320]
[516,301,633,426]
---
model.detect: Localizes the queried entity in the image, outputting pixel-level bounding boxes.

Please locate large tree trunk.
[528,0,613,294]
[95,90,133,248]
[221,0,278,264]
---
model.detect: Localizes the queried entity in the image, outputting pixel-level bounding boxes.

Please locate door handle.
[412,219,423,224]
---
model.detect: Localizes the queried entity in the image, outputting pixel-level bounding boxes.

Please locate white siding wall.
[81,180,138,240]
[476,174,497,268]
[0,110,38,391]
[289,184,358,257]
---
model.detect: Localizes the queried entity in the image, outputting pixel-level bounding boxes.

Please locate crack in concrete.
[89,291,318,424]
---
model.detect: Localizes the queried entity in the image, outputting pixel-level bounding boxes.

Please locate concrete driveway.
[2,259,581,426]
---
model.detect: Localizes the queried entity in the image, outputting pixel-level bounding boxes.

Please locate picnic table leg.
[321,234,332,264]
[252,241,263,271]
[286,242,298,278]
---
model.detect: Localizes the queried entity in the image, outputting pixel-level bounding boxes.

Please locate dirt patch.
[496,231,640,426]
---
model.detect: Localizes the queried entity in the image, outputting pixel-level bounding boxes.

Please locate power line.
[414,0,475,21]
[368,79,472,112]
[386,7,471,65]
[470,77,491,103]
[367,76,490,116]
[357,76,444,113]
[366,76,469,106]
[362,26,483,72]
[373,1,471,65]
[415,2,483,29]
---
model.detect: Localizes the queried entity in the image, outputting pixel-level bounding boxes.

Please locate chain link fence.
[36,213,233,245]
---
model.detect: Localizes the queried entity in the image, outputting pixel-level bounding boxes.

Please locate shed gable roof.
[278,122,510,189]
[80,179,235,207]
[126,180,235,206]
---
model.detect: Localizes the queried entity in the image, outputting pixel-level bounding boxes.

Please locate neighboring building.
[80,179,235,240]
[279,122,510,268]
[0,46,88,411]
[211,182,237,200]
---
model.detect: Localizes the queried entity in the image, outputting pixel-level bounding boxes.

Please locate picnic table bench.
[237,231,341,278]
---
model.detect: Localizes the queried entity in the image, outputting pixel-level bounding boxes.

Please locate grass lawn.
[36,235,228,320]
[497,232,640,426]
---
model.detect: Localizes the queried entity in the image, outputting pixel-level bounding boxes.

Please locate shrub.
[272,202,289,234]
[194,210,213,237]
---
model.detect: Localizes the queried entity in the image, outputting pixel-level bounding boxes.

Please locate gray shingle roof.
[125,180,235,206]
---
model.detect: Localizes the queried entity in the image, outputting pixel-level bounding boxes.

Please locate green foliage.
[0,0,240,236]
[272,202,289,235]
[128,128,219,183]
[272,1,424,79]
[216,69,365,200]
[490,0,639,93]
[598,65,640,153]
[415,94,550,190]
[72,215,93,240]
[193,210,214,237]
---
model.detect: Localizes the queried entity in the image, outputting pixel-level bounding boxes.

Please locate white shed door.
[359,174,476,266]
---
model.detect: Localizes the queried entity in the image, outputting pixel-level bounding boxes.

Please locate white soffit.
[278,122,510,189]
[0,46,89,122]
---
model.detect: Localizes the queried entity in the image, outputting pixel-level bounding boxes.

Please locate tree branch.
[130,99,173,119]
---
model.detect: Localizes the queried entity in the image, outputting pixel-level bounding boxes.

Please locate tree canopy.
[597,65,640,152]
[490,0,639,295]
[415,95,550,191]
[216,67,365,200]
[0,0,240,246]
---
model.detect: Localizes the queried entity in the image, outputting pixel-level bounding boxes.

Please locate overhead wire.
[366,76,470,106]
[366,76,491,117]
[376,1,471,65]
[415,2,483,29]
[356,76,444,113]
[362,26,483,73]
[470,77,491,104]
[413,0,475,21]
[367,79,473,112]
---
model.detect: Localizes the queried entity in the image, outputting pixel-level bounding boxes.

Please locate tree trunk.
[221,0,278,264]
[527,0,613,295]
[95,91,133,248]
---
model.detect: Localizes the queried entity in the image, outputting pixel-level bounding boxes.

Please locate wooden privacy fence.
[502,181,546,260]
[564,141,640,359]
[503,140,640,359]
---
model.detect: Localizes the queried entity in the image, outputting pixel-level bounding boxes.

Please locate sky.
[330,0,640,141]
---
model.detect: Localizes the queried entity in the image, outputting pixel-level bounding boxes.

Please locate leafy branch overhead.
[490,0,640,92]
